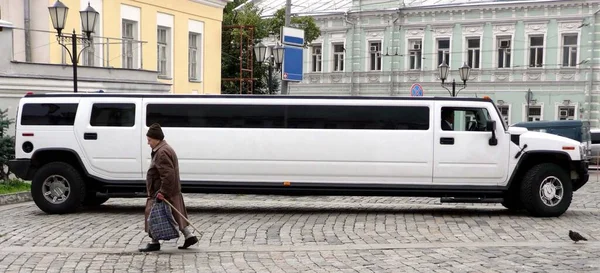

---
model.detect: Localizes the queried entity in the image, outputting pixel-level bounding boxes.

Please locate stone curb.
[0,191,32,206]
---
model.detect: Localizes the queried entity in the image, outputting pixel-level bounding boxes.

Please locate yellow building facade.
[48,0,230,94]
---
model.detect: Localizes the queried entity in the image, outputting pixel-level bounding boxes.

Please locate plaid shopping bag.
[147,199,180,241]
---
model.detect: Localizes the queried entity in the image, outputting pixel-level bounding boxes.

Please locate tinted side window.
[21,103,78,126]
[90,103,136,127]
[592,132,600,144]
[146,104,285,128]
[286,105,429,130]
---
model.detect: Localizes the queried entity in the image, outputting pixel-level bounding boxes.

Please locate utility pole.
[280,0,291,95]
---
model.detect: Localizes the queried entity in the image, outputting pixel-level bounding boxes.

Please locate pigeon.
[569,230,588,243]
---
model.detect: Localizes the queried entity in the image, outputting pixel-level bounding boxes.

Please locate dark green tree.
[268,8,321,47]
[0,108,15,181]
[221,2,320,94]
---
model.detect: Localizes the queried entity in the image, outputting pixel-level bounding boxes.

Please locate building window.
[498,105,510,125]
[311,45,322,72]
[83,42,96,67]
[157,27,170,77]
[467,38,480,69]
[558,106,576,120]
[409,39,422,70]
[497,37,511,68]
[562,34,578,67]
[333,44,344,72]
[527,106,542,121]
[437,39,450,66]
[189,32,201,81]
[529,36,544,68]
[122,20,136,69]
[369,41,382,71]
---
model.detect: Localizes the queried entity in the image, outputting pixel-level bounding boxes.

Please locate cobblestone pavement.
[1,176,600,272]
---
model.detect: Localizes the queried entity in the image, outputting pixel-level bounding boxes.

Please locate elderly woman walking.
[139,123,198,252]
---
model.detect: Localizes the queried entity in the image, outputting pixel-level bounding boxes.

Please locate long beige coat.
[144,140,189,234]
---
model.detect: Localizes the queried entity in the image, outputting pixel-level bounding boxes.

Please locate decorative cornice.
[400,0,591,16]
[494,24,516,33]
[189,0,231,9]
[524,21,549,34]
[404,28,425,37]
[558,21,582,31]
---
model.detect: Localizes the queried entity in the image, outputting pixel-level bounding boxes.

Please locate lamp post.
[48,0,99,93]
[438,62,471,97]
[254,43,284,94]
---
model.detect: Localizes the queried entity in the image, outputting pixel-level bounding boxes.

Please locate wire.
[303,43,594,64]
[12,40,57,57]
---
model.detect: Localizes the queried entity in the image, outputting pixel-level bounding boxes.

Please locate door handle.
[440,137,454,145]
[84,133,98,140]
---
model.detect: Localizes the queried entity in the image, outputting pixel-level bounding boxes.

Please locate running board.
[96,192,147,198]
[440,197,503,203]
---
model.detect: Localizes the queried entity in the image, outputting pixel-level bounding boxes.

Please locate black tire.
[502,184,524,211]
[520,163,572,217]
[501,195,524,211]
[31,162,86,214]
[82,193,109,207]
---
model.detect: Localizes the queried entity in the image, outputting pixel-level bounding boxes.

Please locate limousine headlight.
[580,144,587,160]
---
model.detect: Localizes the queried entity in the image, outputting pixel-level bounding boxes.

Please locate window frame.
[466,37,481,69]
[496,36,512,69]
[497,104,511,125]
[528,35,545,68]
[408,39,422,70]
[437,38,451,66]
[157,27,170,77]
[332,43,345,72]
[368,40,382,71]
[311,44,322,72]
[121,19,137,69]
[188,32,202,81]
[561,34,578,68]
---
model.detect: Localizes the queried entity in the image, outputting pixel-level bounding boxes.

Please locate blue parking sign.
[410,83,424,97]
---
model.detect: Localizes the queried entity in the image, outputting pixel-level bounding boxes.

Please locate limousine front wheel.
[520,163,572,217]
[31,162,86,214]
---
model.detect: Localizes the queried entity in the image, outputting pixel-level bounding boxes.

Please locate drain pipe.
[24,0,31,62]
[344,12,356,95]
[590,9,599,126]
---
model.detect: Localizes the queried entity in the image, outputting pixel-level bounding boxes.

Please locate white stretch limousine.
[8,93,590,217]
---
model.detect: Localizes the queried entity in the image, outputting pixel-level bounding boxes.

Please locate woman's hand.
[157,192,165,201]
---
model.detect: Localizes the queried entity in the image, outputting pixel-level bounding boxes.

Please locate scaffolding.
[222,25,255,94]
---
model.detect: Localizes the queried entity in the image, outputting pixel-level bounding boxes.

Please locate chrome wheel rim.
[539,176,563,207]
[42,175,71,204]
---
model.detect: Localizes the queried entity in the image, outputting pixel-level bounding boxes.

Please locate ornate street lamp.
[254,43,283,94]
[439,62,471,97]
[49,0,99,93]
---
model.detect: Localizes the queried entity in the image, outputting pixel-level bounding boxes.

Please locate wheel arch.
[506,151,572,192]
[30,148,89,178]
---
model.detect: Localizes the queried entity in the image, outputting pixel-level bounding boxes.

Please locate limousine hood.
[517,130,583,160]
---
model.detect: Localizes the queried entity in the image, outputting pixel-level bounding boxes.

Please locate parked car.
[8,93,590,217]
[512,120,594,166]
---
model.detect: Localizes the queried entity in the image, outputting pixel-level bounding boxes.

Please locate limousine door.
[74,98,143,180]
[432,101,509,185]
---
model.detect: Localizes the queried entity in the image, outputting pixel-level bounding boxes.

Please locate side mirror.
[487,120,498,146]
[486,120,496,131]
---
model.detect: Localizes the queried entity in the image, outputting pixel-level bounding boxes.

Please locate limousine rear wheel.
[520,163,572,217]
[31,162,86,214]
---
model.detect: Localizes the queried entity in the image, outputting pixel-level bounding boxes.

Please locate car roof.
[23,93,494,102]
